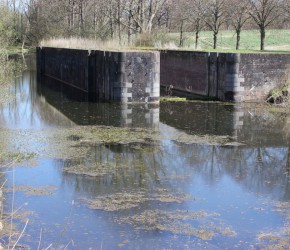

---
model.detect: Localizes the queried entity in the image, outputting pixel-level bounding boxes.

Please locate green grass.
[163,29,290,53]
[40,29,290,53]
[160,97,187,102]
[6,45,31,55]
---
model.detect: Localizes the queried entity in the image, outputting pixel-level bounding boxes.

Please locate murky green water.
[1,55,290,249]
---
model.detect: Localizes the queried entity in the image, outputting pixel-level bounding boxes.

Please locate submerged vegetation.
[84,190,194,212]
[117,210,236,240]
[83,190,236,241]
[0,125,240,160]
[256,201,290,249]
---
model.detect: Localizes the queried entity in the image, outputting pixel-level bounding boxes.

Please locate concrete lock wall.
[235,53,290,102]
[160,50,290,102]
[37,47,290,103]
[160,51,210,96]
[37,47,160,103]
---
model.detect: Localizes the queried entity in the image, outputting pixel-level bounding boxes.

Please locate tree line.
[0,0,289,50]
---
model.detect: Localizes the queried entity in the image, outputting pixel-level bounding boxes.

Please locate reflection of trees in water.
[56,142,165,196]
[0,54,25,86]
[161,102,290,148]
[0,68,77,127]
[236,108,290,147]
[160,102,237,136]
[56,139,290,201]
[283,149,290,200]
[190,145,288,198]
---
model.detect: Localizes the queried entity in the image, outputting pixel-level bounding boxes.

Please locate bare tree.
[205,0,227,49]
[188,0,207,49]
[228,0,250,50]
[169,0,191,47]
[281,0,290,27]
[125,0,168,34]
[248,0,282,50]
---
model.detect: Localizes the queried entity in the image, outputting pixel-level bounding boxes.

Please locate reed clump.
[40,37,127,51]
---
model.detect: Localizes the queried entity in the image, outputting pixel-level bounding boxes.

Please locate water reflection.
[0,71,160,128]
[55,142,290,201]
[2,55,290,249]
[161,102,290,146]
[37,76,160,128]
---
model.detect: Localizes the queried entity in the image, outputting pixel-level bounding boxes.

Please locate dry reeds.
[39,37,181,51]
[40,37,128,51]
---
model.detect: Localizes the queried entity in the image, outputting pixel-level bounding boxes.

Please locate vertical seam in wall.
[42,48,45,76]
[207,52,211,97]
[216,53,219,98]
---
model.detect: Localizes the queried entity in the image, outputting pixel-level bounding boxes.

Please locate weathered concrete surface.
[38,47,290,103]
[37,47,160,103]
[160,50,290,102]
[236,53,290,102]
[160,51,209,96]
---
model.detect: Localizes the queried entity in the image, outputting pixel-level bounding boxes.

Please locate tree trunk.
[236,30,241,50]
[127,14,132,45]
[139,0,144,33]
[260,27,265,50]
[70,0,75,30]
[213,32,218,49]
[79,1,84,37]
[109,7,114,39]
[195,31,199,49]
[117,0,121,45]
[179,20,184,47]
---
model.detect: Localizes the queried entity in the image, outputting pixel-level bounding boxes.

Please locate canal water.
[1,55,290,249]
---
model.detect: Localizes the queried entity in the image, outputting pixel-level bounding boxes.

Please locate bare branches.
[205,0,228,49]
[248,0,282,50]
[227,0,251,49]
[0,0,288,48]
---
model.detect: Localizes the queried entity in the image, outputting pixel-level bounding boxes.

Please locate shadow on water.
[1,54,290,249]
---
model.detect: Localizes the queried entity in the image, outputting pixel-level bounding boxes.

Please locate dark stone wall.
[38,47,290,103]
[39,47,90,92]
[160,51,209,96]
[237,53,290,101]
[37,47,160,103]
[161,50,290,102]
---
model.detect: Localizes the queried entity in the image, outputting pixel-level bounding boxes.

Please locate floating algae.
[256,201,290,249]
[0,125,239,161]
[83,188,236,241]
[6,185,57,196]
[84,190,193,212]
[117,210,236,240]
[85,192,148,211]
[63,162,117,177]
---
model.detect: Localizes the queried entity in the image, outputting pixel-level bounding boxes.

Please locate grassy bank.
[40,29,290,53]
[0,49,28,249]
[164,29,290,52]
